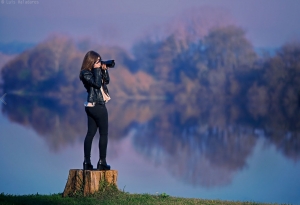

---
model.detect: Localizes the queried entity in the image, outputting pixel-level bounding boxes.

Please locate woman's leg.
[88,104,108,160]
[84,107,98,161]
[97,105,108,160]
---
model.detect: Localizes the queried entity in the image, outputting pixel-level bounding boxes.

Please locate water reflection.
[131,105,257,187]
[133,123,257,187]
[2,94,87,151]
[2,94,300,188]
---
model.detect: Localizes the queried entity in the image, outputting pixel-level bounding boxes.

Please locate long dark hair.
[80,50,101,72]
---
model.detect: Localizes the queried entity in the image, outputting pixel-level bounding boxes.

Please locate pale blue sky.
[0,0,299,49]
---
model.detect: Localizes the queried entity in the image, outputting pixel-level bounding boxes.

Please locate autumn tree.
[1,35,83,97]
[264,42,300,105]
[203,26,257,71]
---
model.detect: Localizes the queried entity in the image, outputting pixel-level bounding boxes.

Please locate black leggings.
[84,104,108,160]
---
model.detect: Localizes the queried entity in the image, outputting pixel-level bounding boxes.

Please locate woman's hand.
[94,61,101,68]
[101,64,108,70]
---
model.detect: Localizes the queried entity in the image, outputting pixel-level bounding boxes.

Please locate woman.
[79,50,111,170]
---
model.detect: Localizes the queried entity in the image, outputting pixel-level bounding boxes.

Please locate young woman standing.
[79,50,111,170]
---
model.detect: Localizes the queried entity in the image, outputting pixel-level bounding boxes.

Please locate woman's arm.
[102,69,110,84]
[81,69,102,89]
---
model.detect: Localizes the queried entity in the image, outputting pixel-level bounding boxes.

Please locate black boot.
[83,157,93,170]
[97,159,111,170]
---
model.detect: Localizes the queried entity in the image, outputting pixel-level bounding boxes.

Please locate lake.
[0,94,299,204]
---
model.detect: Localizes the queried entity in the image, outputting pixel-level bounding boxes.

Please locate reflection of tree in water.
[2,93,300,187]
[132,102,257,187]
[1,94,160,152]
[264,129,300,162]
[107,100,159,141]
[2,94,87,151]
[246,99,300,162]
[131,101,300,187]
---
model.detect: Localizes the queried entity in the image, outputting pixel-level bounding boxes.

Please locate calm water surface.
[0,95,299,204]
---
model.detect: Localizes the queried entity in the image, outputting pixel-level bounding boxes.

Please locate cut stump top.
[63,169,118,197]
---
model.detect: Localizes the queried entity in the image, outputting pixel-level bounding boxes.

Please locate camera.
[101,60,115,68]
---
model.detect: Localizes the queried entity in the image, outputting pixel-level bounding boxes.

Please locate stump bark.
[62,169,118,197]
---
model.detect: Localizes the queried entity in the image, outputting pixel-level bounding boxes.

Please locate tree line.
[1,25,300,135]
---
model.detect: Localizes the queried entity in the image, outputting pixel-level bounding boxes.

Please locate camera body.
[101,60,115,68]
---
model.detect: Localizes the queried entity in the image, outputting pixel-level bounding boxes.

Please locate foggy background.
[1,0,300,49]
[0,0,300,204]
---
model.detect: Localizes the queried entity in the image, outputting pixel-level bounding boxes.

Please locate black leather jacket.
[79,68,110,105]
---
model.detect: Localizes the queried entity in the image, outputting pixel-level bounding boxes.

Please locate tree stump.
[62,169,118,197]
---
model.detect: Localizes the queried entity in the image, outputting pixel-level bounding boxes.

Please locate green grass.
[0,192,289,205]
[0,181,289,205]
